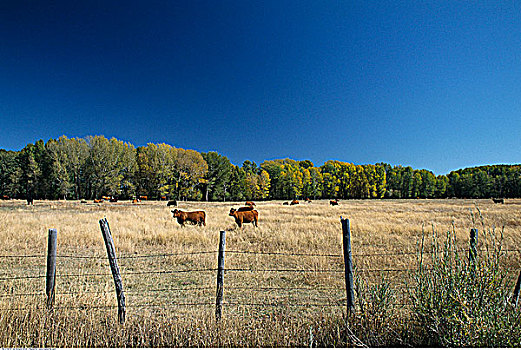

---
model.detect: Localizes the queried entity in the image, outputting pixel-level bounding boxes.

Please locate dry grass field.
[1,198,521,347]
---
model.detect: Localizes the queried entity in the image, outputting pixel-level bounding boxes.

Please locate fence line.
[0,300,350,312]
[0,260,498,283]
[1,286,342,299]
[2,248,520,261]
[2,218,520,325]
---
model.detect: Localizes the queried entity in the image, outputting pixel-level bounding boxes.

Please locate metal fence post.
[341,217,354,314]
[215,230,226,320]
[99,218,126,324]
[46,228,57,310]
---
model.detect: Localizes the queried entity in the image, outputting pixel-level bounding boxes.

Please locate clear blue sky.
[1,1,520,175]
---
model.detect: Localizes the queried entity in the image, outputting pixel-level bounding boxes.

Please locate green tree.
[84,136,137,198]
[419,170,436,198]
[261,160,285,199]
[435,175,448,198]
[0,150,22,198]
[201,151,233,201]
[18,143,42,201]
[228,165,247,200]
[172,148,208,200]
[302,167,323,199]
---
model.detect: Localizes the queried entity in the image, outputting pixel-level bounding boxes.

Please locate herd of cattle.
[169,199,340,228]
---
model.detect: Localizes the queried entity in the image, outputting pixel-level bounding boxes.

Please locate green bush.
[347,216,521,347]
[408,223,521,347]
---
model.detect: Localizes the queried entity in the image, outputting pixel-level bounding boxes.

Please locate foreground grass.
[1,198,521,347]
[0,305,348,347]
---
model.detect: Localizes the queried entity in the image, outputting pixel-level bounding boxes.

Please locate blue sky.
[1,1,520,174]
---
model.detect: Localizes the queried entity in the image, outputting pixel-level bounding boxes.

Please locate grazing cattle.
[492,198,505,204]
[80,199,87,204]
[94,199,103,204]
[229,208,258,228]
[160,196,167,200]
[26,196,33,205]
[102,196,110,201]
[290,200,299,205]
[237,205,254,212]
[109,197,118,203]
[245,201,256,206]
[167,200,177,207]
[330,200,339,206]
[171,209,206,227]
[132,199,140,204]
[283,202,289,205]
[1,195,9,200]
[139,196,148,200]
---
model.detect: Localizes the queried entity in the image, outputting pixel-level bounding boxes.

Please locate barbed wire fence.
[2,217,521,324]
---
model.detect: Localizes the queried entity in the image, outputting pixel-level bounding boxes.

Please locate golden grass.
[1,198,521,347]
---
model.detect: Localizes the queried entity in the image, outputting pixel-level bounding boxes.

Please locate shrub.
[408,221,521,347]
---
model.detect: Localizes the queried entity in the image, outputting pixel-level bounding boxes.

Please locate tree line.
[0,135,519,201]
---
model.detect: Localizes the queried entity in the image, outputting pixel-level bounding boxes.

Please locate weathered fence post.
[469,228,478,266]
[99,218,126,324]
[215,230,226,321]
[512,271,521,307]
[46,228,57,310]
[341,217,354,315]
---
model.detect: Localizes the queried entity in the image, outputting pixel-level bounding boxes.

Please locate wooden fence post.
[512,271,521,307]
[46,228,57,310]
[215,230,226,321]
[469,228,478,266]
[341,217,354,315]
[99,218,126,324]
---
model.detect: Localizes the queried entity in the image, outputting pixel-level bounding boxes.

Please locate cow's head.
[229,208,236,216]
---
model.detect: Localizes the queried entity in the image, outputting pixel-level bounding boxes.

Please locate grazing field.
[1,198,521,347]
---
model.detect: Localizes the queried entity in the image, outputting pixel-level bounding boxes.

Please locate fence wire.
[2,236,520,318]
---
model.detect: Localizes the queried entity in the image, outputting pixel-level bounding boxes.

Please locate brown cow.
[229,208,258,228]
[94,199,103,203]
[132,199,140,203]
[102,196,110,201]
[1,195,9,200]
[245,201,256,206]
[139,195,148,200]
[330,200,339,206]
[160,196,167,200]
[290,200,299,205]
[171,209,206,227]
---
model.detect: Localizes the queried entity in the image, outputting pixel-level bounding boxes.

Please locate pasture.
[1,198,521,347]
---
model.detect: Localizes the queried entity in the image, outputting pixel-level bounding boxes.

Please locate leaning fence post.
[469,228,478,266]
[46,228,57,310]
[341,217,355,315]
[512,271,521,307]
[99,218,126,324]
[215,230,226,321]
